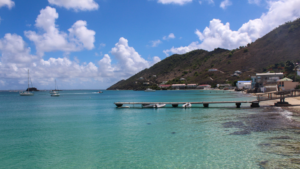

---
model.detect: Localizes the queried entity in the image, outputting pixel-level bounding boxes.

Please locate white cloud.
[48,0,99,11]
[99,43,106,48]
[158,0,192,5]
[220,0,232,9]
[152,56,162,65]
[248,0,261,5]
[163,33,175,40]
[25,6,95,56]
[0,35,161,89]
[164,0,300,55]
[111,37,150,76]
[151,40,162,47]
[0,0,14,9]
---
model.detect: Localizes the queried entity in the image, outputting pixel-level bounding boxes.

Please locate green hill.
[107,18,300,90]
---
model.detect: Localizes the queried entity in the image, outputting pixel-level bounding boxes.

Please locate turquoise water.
[0,90,285,168]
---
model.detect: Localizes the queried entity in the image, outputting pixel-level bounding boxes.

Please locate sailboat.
[20,70,34,96]
[51,79,60,97]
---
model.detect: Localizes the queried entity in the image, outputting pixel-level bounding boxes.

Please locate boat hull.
[182,103,192,108]
[20,92,34,96]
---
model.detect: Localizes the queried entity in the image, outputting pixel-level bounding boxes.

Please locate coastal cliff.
[107,18,300,90]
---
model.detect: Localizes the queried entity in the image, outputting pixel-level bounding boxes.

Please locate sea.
[0,90,298,168]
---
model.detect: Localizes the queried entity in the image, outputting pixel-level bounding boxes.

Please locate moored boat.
[145,88,155,92]
[20,70,34,96]
[182,103,192,108]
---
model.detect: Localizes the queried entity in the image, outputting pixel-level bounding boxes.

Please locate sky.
[0,0,300,90]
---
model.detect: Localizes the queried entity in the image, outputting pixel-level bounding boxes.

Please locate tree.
[285,60,295,74]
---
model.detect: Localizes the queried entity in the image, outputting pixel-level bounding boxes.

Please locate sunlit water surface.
[0,90,293,168]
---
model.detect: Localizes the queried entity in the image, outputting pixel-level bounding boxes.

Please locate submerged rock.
[171,132,176,134]
[230,130,251,135]
[222,121,245,128]
[259,159,300,169]
[269,136,292,140]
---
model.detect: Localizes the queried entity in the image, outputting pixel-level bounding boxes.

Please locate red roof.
[159,85,171,87]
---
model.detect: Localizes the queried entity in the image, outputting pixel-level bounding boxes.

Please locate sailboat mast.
[28,69,29,90]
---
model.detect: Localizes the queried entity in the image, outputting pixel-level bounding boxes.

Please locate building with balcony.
[251,73,283,92]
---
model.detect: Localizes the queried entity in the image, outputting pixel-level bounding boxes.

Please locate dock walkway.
[114,101,259,108]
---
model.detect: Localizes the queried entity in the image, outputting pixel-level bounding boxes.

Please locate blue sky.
[0,0,299,90]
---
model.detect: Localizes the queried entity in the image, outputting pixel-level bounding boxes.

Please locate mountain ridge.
[107,18,300,90]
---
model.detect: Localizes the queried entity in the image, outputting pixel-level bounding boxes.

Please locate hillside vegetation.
[107,18,300,90]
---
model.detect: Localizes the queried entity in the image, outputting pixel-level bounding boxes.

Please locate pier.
[114,101,259,108]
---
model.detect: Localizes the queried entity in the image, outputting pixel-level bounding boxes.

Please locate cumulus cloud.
[164,0,300,55]
[220,0,232,9]
[158,0,192,5]
[111,37,151,76]
[248,0,261,5]
[25,6,95,56]
[151,40,162,47]
[48,0,99,11]
[0,35,160,89]
[0,0,14,9]
[163,33,175,40]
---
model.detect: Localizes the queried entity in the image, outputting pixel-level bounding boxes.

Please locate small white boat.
[49,90,58,94]
[20,91,34,96]
[99,91,103,93]
[20,70,34,96]
[154,104,166,108]
[50,79,60,97]
[142,104,166,108]
[182,103,192,108]
[145,88,156,92]
[51,93,60,97]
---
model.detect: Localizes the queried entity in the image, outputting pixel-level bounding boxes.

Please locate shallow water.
[0,90,298,168]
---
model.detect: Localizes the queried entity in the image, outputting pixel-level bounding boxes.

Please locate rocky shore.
[223,95,300,169]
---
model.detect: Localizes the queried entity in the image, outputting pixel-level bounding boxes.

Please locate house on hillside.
[236,81,252,90]
[153,75,157,78]
[180,78,185,81]
[161,81,168,84]
[235,70,242,74]
[197,84,211,89]
[251,73,283,92]
[208,68,218,72]
[159,84,171,89]
[143,81,150,85]
[277,78,299,91]
[172,84,186,89]
[139,77,144,80]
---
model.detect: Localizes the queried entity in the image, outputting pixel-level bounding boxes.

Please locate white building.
[235,70,242,74]
[208,68,218,72]
[172,84,186,89]
[187,84,197,89]
[236,81,252,90]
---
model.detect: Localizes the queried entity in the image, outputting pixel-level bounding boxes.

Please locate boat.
[20,70,34,96]
[99,91,103,93]
[50,79,60,97]
[154,104,166,108]
[142,104,166,108]
[145,88,156,92]
[182,103,192,108]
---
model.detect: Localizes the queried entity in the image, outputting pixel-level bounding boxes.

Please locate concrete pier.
[115,101,257,108]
